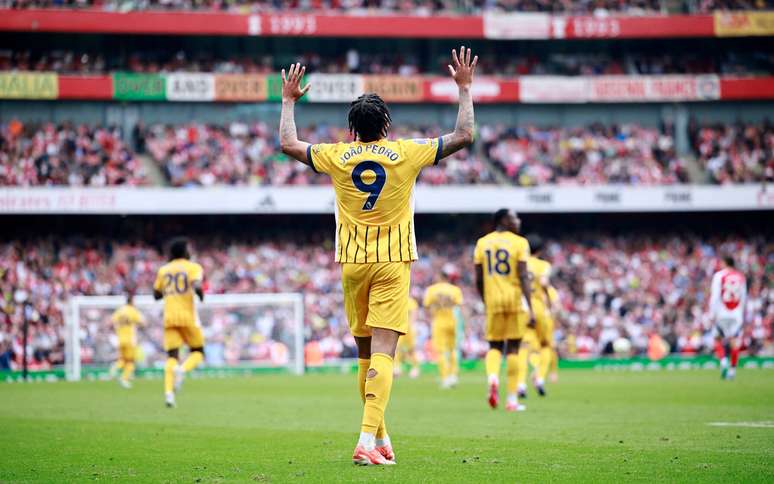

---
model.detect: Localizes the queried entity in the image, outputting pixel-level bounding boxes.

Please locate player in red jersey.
[708,256,747,380]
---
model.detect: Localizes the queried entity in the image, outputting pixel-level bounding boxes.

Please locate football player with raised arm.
[279,46,477,465]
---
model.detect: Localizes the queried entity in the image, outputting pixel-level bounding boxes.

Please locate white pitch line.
[707,421,774,428]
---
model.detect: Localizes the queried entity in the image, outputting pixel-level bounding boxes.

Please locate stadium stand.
[689,118,774,184]
[3,49,773,76]
[0,121,148,187]
[2,0,771,13]
[3,120,769,187]
[141,123,493,186]
[481,122,689,186]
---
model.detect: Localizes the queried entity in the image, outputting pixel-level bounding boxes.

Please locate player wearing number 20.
[474,209,535,412]
[279,46,478,465]
[153,238,205,408]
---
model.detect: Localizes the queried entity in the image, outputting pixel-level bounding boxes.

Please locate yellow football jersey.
[111,304,144,345]
[547,286,559,306]
[309,137,442,263]
[153,258,203,328]
[423,282,463,327]
[528,256,552,305]
[473,231,530,314]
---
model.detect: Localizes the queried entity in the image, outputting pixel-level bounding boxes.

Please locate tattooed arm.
[439,46,477,160]
[279,63,312,167]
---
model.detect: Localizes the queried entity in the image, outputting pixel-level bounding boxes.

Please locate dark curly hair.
[348,93,391,142]
[168,237,190,260]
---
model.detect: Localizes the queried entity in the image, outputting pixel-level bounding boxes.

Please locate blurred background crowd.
[2,119,771,187]
[1,218,771,371]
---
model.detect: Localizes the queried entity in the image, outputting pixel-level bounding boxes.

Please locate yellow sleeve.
[131,308,146,325]
[423,287,434,308]
[516,237,531,263]
[111,309,121,324]
[454,287,463,305]
[153,269,164,292]
[398,137,443,168]
[548,286,560,304]
[473,240,483,265]
[189,262,204,284]
[540,262,552,286]
[308,143,339,175]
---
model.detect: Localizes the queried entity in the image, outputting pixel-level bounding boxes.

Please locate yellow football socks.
[450,350,459,379]
[485,348,502,381]
[516,347,529,387]
[182,351,203,372]
[361,353,394,435]
[164,357,177,394]
[121,362,134,382]
[358,358,387,438]
[539,346,552,382]
[506,353,520,395]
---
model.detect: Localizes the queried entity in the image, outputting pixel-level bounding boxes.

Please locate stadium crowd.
[3,119,770,187]
[481,122,689,185]
[4,49,773,77]
[0,231,771,371]
[2,0,770,13]
[1,119,770,187]
[140,122,494,186]
[0,120,148,187]
[690,119,774,184]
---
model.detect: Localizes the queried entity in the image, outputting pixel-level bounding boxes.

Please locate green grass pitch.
[1,370,772,482]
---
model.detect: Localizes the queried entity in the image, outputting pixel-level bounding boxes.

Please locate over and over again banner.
[0,71,771,103]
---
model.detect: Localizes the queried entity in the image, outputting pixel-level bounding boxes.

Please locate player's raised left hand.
[281,63,311,102]
[448,46,478,89]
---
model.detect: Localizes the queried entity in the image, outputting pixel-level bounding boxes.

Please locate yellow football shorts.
[163,325,205,351]
[486,311,528,341]
[118,343,136,362]
[431,321,456,353]
[341,262,411,337]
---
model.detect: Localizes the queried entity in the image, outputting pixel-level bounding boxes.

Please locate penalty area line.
[707,421,774,428]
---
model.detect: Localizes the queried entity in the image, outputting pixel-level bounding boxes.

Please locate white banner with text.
[0,185,771,215]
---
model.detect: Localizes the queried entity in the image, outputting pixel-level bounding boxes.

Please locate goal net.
[65,293,304,381]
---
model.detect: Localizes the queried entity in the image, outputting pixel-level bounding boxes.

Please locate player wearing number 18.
[474,209,535,412]
[279,46,478,465]
[153,237,205,408]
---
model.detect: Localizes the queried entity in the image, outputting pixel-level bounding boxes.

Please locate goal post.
[65,293,305,381]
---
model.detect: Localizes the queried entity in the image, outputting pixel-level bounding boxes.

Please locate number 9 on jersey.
[352,161,387,211]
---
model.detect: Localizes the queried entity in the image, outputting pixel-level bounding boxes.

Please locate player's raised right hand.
[281,63,311,102]
[448,46,478,89]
